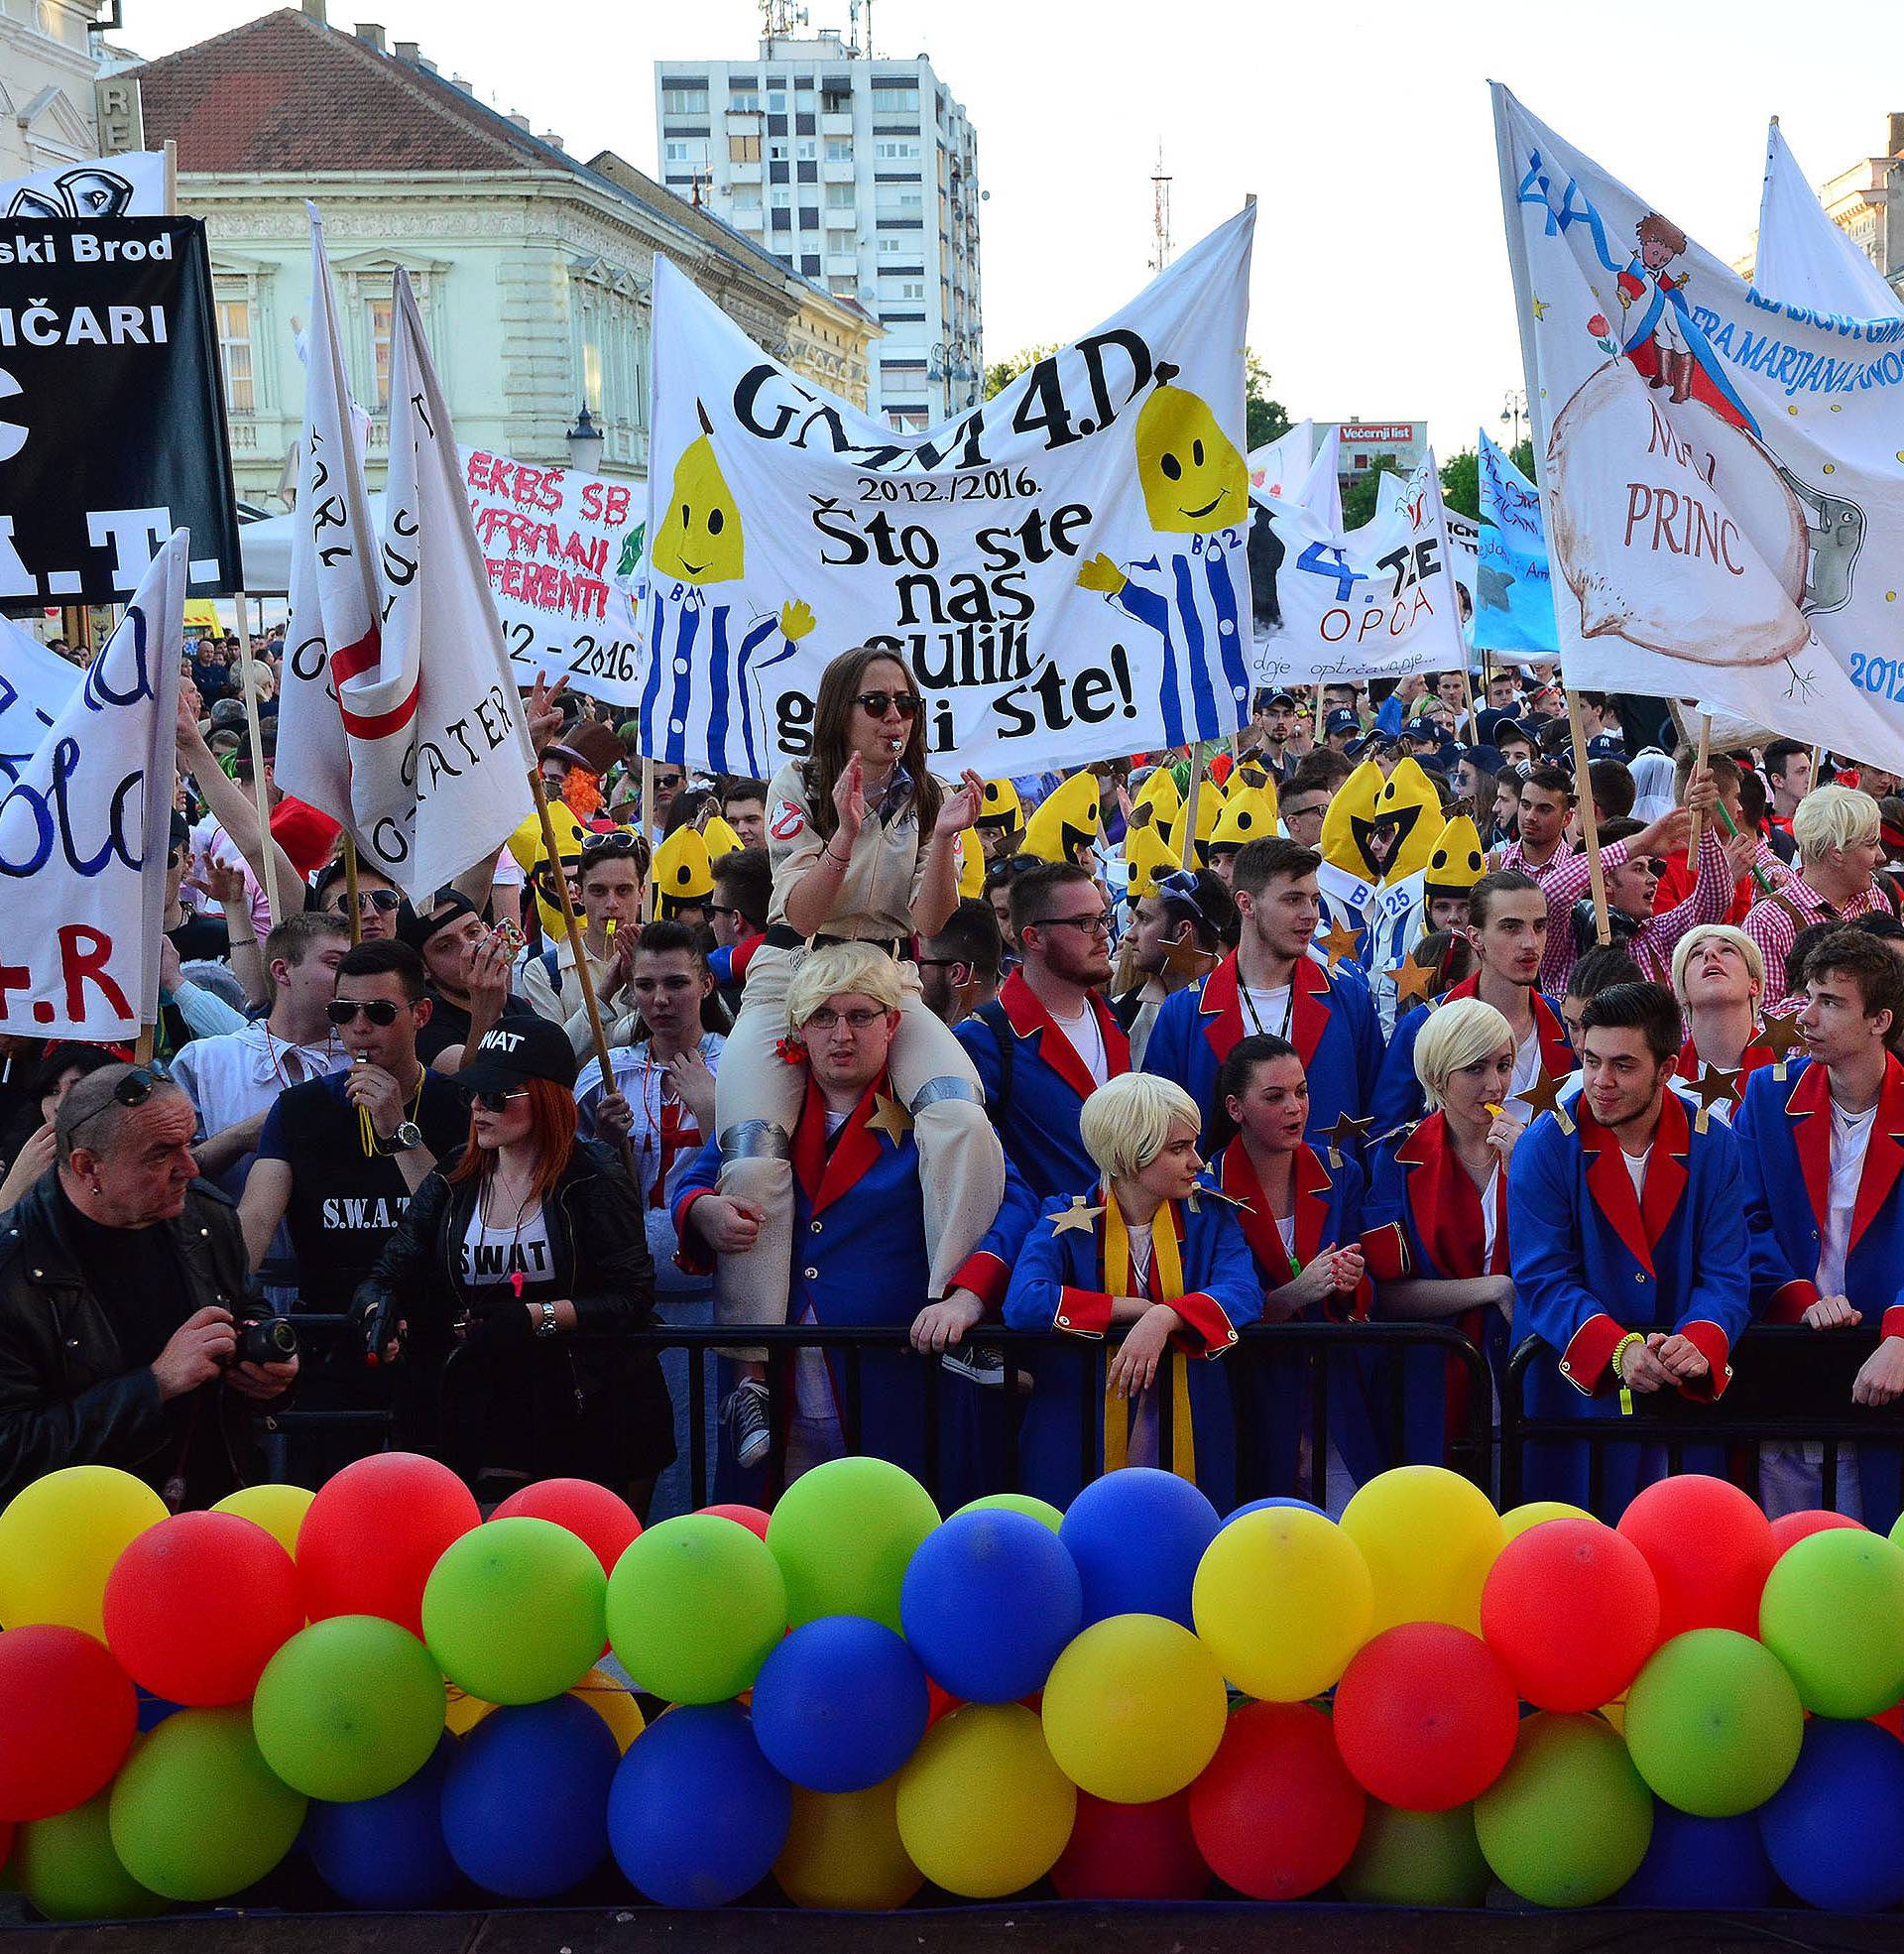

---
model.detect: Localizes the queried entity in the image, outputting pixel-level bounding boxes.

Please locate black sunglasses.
[66,1065,165,1144]
[329,888,403,916]
[855,690,922,718]
[461,1086,531,1113]
[326,998,404,1027]
[652,773,684,790]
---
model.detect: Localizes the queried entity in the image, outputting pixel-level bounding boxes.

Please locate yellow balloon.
[0,1466,167,1638]
[1041,1613,1228,1803]
[1500,1501,1592,1542]
[1193,1509,1374,1702]
[443,1684,492,1737]
[211,1484,314,1559]
[1599,1696,1627,1736]
[1341,1466,1506,1636]
[774,1779,923,1910]
[446,1667,644,1751]
[895,1703,1075,1898]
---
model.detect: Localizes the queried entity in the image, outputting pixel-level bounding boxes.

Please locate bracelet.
[824,843,852,865]
[1609,1330,1645,1380]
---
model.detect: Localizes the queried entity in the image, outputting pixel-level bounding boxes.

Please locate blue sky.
[146,0,1904,459]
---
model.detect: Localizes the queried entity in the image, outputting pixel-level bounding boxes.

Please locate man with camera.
[0,1063,298,1508]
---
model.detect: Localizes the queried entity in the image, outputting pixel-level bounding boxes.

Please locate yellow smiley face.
[1134,384,1249,535]
[651,432,744,583]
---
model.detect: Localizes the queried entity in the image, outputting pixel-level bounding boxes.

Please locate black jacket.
[351,1141,671,1486]
[0,1174,260,1507]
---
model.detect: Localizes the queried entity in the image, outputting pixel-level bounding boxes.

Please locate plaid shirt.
[1744,870,1895,1013]
[1537,826,1732,994]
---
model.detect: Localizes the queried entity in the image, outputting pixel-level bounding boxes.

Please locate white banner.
[1251,451,1468,685]
[0,613,79,784]
[638,208,1255,780]
[0,151,166,220]
[1379,465,1479,647]
[1494,86,1904,777]
[1754,123,1903,323]
[1249,421,1317,504]
[0,532,184,1039]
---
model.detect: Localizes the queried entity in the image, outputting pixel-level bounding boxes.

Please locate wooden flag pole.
[342,831,363,946]
[1566,688,1611,945]
[1685,712,1713,872]
[231,594,283,927]
[1181,742,1205,869]
[134,1023,155,1066]
[639,757,656,921]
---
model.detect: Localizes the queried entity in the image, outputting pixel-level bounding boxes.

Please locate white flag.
[0,614,80,784]
[1494,85,1904,776]
[0,532,185,1040]
[1249,420,1317,504]
[0,151,166,220]
[1291,425,1344,530]
[1753,122,1903,323]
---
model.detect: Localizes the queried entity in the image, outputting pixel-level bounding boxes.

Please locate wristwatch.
[536,1299,559,1340]
[385,1121,424,1154]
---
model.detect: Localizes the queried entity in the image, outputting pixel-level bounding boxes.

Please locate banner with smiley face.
[636,207,1254,781]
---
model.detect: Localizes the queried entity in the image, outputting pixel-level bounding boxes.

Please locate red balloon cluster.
[298,1452,481,1636]
[1615,1475,1776,1641]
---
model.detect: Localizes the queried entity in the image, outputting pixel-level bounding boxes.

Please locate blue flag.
[1475,429,1557,654]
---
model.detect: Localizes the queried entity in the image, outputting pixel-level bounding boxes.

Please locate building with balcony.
[655,30,981,429]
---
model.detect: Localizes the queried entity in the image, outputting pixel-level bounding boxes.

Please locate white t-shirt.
[1050,1000,1110,1087]
[1241,984,1294,1041]
[1509,1026,1542,1102]
[1818,1099,1878,1298]
[1621,1145,1651,1204]
[459,1197,552,1289]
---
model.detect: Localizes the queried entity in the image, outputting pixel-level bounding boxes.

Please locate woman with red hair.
[353,1016,672,1508]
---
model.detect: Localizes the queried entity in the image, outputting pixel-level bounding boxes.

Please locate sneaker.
[722,1378,773,1470]
[940,1341,1007,1389]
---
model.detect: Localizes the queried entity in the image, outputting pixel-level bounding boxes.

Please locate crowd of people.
[4,628,1902,1531]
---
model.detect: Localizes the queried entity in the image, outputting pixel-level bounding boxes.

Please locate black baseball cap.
[1261,689,1297,710]
[1456,743,1506,775]
[1494,717,1541,749]
[397,887,478,953]
[1325,708,1361,738]
[1587,732,1627,761]
[459,1016,577,1096]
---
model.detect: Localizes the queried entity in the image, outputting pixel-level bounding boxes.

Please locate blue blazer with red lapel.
[1507,1081,1752,1511]
[1142,948,1384,1154]
[957,969,1130,1200]
[1001,1175,1261,1510]
[1368,978,1574,1140]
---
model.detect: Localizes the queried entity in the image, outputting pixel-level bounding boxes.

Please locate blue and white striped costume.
[639,580,798,777]
[1098,525,1253,749]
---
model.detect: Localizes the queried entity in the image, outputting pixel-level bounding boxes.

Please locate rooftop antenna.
[1149,141,1173,275]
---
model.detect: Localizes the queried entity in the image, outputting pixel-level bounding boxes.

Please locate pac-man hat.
[1318,760,1386,882]
[1209,780,1279,854]
[1166,786,1225,870]
[701,814,744,862]
[977,779,1022,830]
[1123,819,1182,903]
[1131,765,1183,828]
[1022,772,1102,864]
[1422,814,1487,901]
[956,827,985,899]
[1371,757,1442,886]
[651,826,714,916]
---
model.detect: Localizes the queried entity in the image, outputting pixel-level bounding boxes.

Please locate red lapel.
[1292,1143,1334,1267]
[1579,1090,1689,1278]
[1397,1113,1495,1281]
[1786,1059,1833,1236]
[1289,956,1332,1070]
[1849,1052,1904,1252]
[791,1072,889,1217]
[1220,1139,1329,1271]
[998,969,1103,1104]
[1199,953,1249,1062]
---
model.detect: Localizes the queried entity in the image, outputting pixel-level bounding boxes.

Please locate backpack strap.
[973,998,1014,1126]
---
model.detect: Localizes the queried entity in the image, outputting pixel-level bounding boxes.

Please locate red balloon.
[1482,1517,1660,1713]
[697,1502,772,1540]
[297,1452,479,1636]
[1616,1475,1775,1642]
[1187,1702,1365,1899]
[102,1512,302,1707]
[926,1678,960,1728]
[0,1626,137,1821]
[1873,1701,1904,1740]
[1052,1790,1210,1900]
[1770,1509,1866,1555]
[491,1479,643,1577]
[1333,1624,1518,1811]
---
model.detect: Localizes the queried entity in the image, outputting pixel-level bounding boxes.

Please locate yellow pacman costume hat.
[1422,814,1487,901]
[1371,757,1442,887]
[508,802,586,940]
[1022,773,1102,865]
[1318,760,1386,882]
[1130,765,1182,831]
[956,827,985,900]
[976,779,1022,831]
[701,814,744,862]
[651,826,714,916]
[1166,785,1225,870]
[1209,779,1279,853]
[1123,820,1182,903]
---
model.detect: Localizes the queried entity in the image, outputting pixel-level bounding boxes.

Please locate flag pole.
[342,831,362,946]
[134,1023,154,1066]
[1566,688,1610,944]
[231,594,283,927]
[1181,742,1205,870]
[639,757,655,921]
[1685,712,1712,872]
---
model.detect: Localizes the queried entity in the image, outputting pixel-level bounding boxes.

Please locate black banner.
[0,216,240,602]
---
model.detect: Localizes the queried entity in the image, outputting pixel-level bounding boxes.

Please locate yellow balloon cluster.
[1193,1507,1374,1700]
[0,1466,167,1639]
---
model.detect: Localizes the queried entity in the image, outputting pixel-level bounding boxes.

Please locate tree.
[1339,455,1402,529]
[1245,350,1290,452]
[1439,447,1480,520]
[983,342,1058,401]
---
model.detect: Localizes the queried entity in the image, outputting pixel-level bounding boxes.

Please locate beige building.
[1734,114,1904,295]
[0,0,121,182]
[129,3,880,509]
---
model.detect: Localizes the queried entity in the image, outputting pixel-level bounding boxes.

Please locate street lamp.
[1500,388,1527,450]
[566,402,603,476]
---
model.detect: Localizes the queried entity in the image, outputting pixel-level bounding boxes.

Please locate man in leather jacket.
[0,1064,298,1508]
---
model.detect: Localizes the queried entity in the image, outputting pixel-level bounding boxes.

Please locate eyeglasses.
[461,1086,531,1112]
[854,690,922,719]
[329,889,402,916]
[326,998,404,1027]
[1031,913,1113,938]
[65,1065,164,1145]
[800,1007,889,1033]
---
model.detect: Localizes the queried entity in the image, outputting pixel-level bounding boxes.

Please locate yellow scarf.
[1102,1184,1197,1483]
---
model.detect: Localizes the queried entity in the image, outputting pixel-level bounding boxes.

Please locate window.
[825,182,855,207]
[795,112,816,134]
[661,86,708,114]
[771,186,791,208]
[883,360,927,386]
[663,141,694,164]
[878,236,907,255]
[821,86,851,113]
[874,140,920,161]
[798,206,819,229]
[730,184,762,210]
[729,133,761,162]
[801,254,821,276]
[796,161,818,183]
[730,87,762,110]
[828,275,857,295]
[365,295,393,412]
[872,84,919,110]
[769,88,787,112]
[215,296,254,415]
[795,138,816,160]
[885,279,924,300]
[772,207,791,231]
[767,139,789,162]
[825,136,853,161]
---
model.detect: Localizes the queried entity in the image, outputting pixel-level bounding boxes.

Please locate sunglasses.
[581,833,644,859]
[854,690,922,719]
[462,1086,531,1112]
[326,998,404,1027]
[66,1065,165,1144]
[329,889,403,916]
[652,774,684,791]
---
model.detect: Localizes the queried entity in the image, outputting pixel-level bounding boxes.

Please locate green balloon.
[606,1514,786,1703]
[1475,1712,1652,1907]
[768,1456,939,1631]
[1340,1800,1490,1907]
[422,1517,606,1706]
[109,1708,305,1902]
[955,1493,1065,1535]
[1760,1528,1904,1719]
[1623,1629,1802,1817]
[252,1615,445,1802]
[15,1791,166,1921]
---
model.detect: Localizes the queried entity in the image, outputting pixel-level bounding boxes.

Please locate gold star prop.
[1690,1063,1741,1135]
[1316,917,1365,970]
[1517,1063,1575,1133]
[1050,1196,1104,1236]
[1759,1010,1806,1067]
[1386,949,1438,1008]
[1531,295,1549,320]
[866,1092,914,1145]
[1163,936,1220,985]
[1322,1111,1372,1160]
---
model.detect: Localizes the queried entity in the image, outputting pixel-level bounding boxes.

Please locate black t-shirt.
[56,1182,191,1368]
[416,991,541,1065]
[255,1067,467,1312]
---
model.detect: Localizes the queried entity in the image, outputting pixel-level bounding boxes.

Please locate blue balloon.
[609,1703,791,1908]
[1058,1467,1221,1629]
[1619,1805,1772,1909]
[305,1732,462,1908]
[442,1696,618,1899]
[751,1616,928,1791]
[1759,1718,1904,1913]
[899,1511,1082,1704]
[135,1691,180,1732]
[1223,1497,1325,1527]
